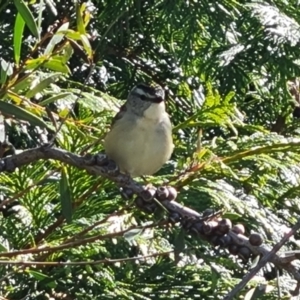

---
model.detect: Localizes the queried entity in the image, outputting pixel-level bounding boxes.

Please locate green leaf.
[44,58,71,73]
[10,75,35,93]
[39,92,73,106]
[80,34,92,59]
[25,57,46,70]
[210,267,220,292]
[174,228,185,264]
[25,73,61,98]
[123,228,143,241]
[25,56,70,73]
[0,61,7,84]
[0,59,13,84]
[44,22,69,55]
[13,0,39,39]
[64,29,82,40]
[244,285,274,300]
[46,281,57,288]
[61,43,74,63]
[27,270,49,280]
[59,166,73,223]
[0,241,8,252]
[13,13,25,66]
[80,92,119,111]
[0,100,54,131]
[76,3,86,34]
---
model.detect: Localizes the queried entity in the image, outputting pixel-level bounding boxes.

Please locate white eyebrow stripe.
[134,88,147,95]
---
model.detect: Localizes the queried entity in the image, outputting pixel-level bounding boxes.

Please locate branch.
[1,145,300,296]
[0,145,200,218]
[0,221,167,258]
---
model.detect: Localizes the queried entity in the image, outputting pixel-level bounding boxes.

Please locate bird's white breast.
[104,102,173,177]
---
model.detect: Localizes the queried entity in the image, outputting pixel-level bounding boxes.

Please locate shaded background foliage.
[0,0,300,299]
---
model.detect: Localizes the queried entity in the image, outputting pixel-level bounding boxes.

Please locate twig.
[224,218,300,300]
[64,206,130,243]
[0,251,173,267]
[36,206,131,261]
[0,221,167,258]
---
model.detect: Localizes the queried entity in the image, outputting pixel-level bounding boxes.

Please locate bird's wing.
[111,103,127,128]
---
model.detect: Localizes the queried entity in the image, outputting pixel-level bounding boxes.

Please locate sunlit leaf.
[25,73,62,98]
[13,13,25,66]
[13,0,39,39]
[27,270,49,280]
[0,60,13,84]
[0,100,54,131]
[44,22,70,55]
[80,34,93,59]
[25,57,46,70]
[61,43,74,63]
[64,29,82,40]
[39,92,73,106]
[59,166,73,223]
[123,228,143,241]
[44,58,71,73]
[76,2,86,34]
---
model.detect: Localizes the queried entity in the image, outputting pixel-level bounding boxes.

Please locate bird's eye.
[140,94,147,101]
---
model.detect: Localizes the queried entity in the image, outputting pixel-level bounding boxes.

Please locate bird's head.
[130,83,165,103]
[127,83,166,117]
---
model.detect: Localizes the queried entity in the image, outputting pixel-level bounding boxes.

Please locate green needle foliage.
[0,0,299,299]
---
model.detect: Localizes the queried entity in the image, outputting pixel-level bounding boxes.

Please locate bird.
[104,83,173,177]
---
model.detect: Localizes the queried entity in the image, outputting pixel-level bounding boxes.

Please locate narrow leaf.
[13,13,25,66]
[25,57,46,70]
[0,62,7,84]
[44,58,71,73]
[80,34,92,59]
[244,285,274,300]
[25,73,61,98]
[76,3,86,34]
[13,0,39,39]
[27,270,49,280]
[64,29,82,40]
[39,92,73,106]
[123,228,143,241]
[0,115,5,143]
[0,100,54,131]
[0,241,8,252]
[11,75,35,93]
[44,22,69,55]
[59,166,73,223]
[174,228,185,264]
[0,60,13,84]
[61,43,74,63]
